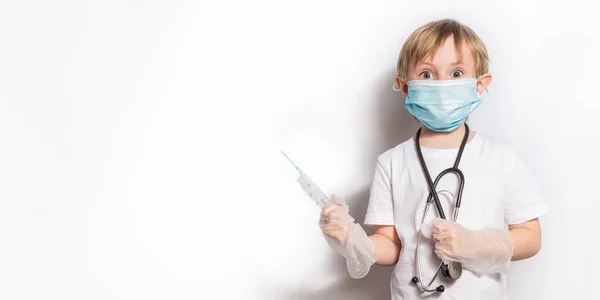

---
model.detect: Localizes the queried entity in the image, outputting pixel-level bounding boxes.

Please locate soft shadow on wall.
[266,70,419,300]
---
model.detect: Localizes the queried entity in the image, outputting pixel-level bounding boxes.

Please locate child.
[319,19,549,299]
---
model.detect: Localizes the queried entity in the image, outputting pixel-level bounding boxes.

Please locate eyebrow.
[416,61,464,67]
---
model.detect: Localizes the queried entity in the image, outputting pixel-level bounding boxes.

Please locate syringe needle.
[281,150,303,174]
[281,151,295,166]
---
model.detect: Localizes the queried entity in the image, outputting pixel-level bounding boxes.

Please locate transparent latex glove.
[421,218,514,275]
[319,195,377,278]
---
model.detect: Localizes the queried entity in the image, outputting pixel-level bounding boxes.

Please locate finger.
[321,221,341,231]
[431,218,450,232]
[322,226,339,234]
[322,225,344,236]
[321,203,338,216]
[326,209,345,220]
[323,218,343,228]
[319,211,336,224]
[434,240,451,253]
[434,245,452,259]
[432,230,451,241]
[319,215,328,225]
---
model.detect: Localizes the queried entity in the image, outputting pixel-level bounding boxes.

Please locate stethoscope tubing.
[414,124,469,219]
[412,124,470,293]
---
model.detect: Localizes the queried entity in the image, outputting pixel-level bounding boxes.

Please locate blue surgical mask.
[400,78,483,132]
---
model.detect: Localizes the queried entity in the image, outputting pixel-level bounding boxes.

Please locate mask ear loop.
[392,83,401,92]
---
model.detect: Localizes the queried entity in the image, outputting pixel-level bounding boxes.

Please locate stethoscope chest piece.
[441,262,462,280]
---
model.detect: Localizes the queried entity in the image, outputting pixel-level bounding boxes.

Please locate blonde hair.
[396,19,489,78]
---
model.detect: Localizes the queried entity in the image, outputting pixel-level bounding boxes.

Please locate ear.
[395,75,408,97]
[476,73,492,94]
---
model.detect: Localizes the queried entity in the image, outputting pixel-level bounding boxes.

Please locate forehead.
[418,36,474,66]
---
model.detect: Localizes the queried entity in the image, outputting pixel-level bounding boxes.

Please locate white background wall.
[0,0,598,299]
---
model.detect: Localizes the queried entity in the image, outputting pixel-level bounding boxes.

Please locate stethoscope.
[410,123,469,293]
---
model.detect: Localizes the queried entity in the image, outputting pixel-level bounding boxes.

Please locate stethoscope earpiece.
[411,276,446,293]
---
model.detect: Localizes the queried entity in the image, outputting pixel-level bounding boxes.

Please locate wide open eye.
[451,70,464,78]
[419,71,434,79]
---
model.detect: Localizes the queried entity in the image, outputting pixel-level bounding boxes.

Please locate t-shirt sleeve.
[504,153,550,225]
[364,159,395,226]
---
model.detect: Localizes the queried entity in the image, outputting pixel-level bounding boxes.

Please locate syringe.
[281,151,331,208]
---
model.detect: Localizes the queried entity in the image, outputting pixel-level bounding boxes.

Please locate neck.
[417,124,474,149]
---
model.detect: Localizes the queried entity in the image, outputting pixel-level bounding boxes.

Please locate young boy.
[319,19,549,299]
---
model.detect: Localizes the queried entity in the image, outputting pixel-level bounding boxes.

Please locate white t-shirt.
[364,132,550,300]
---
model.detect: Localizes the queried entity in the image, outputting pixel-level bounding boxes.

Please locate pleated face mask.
[402,78,483,132]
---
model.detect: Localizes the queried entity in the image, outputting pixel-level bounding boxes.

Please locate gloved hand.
[421,218,514,275]
[319,196,377,278]
[319,196,354,244]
